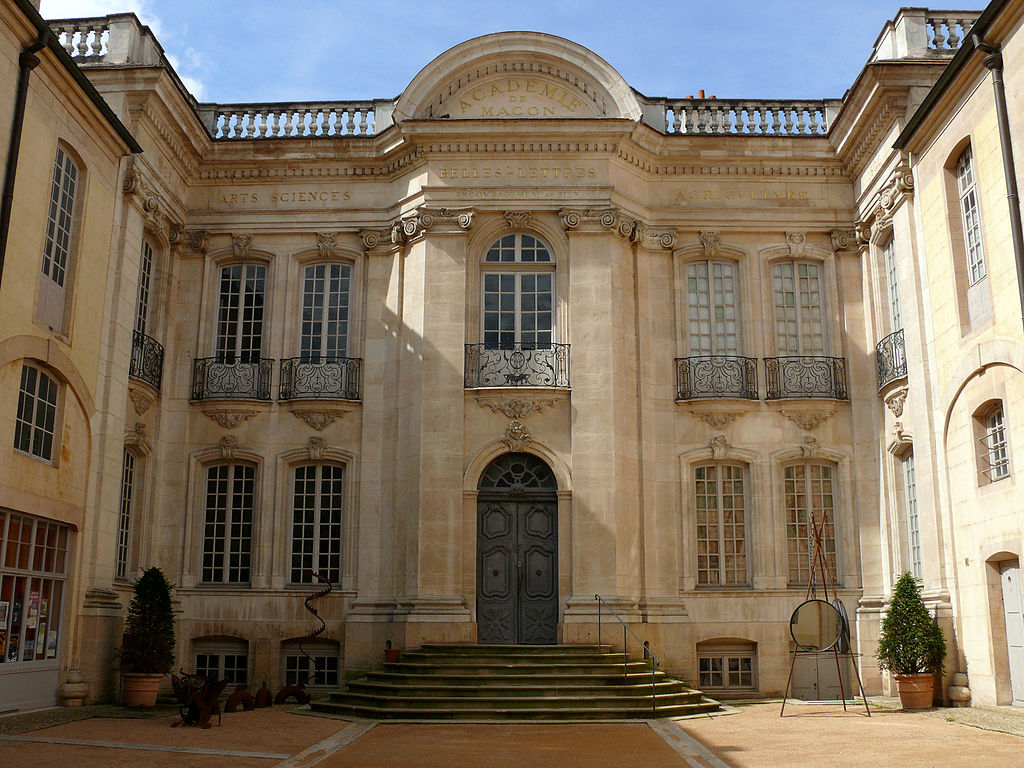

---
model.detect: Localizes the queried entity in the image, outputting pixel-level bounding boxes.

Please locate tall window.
[215,264,265,363]
[695,464,748,586]
[772,261,824,355]
[0,512,70,665]
[134,239,154,336]
[201,464,255,584]
[14,365,58,462]
[882,238,901,331]
[300,263,350,360]
[482,234,554,348]
[687,261,739,355]
[116,451,136,580]
[784,463,837,586]
[290,464,344,585]
[979,404,1010,482]
[38,147,79,331]
[957,147,986,285]
[903,452,921,580]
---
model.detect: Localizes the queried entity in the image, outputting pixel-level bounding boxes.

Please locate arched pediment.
[393,32,641,123]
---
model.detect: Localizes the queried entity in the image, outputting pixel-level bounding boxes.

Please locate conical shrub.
[876,572,946,675]
[120,567,175,674]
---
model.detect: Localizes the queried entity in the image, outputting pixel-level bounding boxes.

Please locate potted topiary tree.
[120,567,175,707]
[876,571,947,709]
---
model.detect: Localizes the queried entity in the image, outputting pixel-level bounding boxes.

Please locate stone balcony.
[875,329,908,392]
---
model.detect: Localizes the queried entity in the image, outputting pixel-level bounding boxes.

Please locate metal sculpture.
[224,683,255,712]
[171,670,227,728]
[275,571,332,704]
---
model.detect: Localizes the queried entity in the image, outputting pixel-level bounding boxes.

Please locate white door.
[1000,560,1024,707]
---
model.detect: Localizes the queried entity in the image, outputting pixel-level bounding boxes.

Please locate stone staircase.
[311,644,720,720]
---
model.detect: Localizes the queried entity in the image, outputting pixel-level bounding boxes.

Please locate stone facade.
[1,0,1022,710]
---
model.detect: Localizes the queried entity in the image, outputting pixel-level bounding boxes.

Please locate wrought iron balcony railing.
[764,356,849,400]
[279,357,362,401]
[191,357,273,401]
[464,343,570,388]
[129,330,164,392]
[675,356,758,400]
[875,329,907,391]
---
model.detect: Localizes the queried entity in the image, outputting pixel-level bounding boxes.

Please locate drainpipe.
[0,28,50,294]
[973,35,1024,334]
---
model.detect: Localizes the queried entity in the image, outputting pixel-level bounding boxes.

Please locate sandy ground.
[1,700,1023,768]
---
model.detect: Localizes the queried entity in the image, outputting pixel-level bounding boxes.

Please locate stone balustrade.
[197,103,381,139]
[662,100,837,136]
[927,14,978,50]
[51,18,109,58]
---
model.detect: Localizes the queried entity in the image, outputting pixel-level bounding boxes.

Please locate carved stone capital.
[219,435,238,459]
[786,231,807,258]
[830,229,857,252]
[854,221,872,247]
[391,207,475,244]
[559,207,672,248]
[780,406,836,431]
[308,436,327,461]
[316,232,336,258]
[885,387,908,418]
[699,231,720,258]
[634,222,676,250]
[559,207,618,232]
[502,420,532,451]
[232,233,253,258]
[503,211,532,229]
[710,435,730,460]
[169,224,207,255]
[359,228,387,252]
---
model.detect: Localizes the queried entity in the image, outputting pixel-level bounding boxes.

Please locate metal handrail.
[594,594,660,715]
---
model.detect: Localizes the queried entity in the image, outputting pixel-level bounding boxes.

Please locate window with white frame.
[882,237,901,332]
[38,147,79,331]
[0,511,70,665]
[134,238,154,336]
[903,452,921,580]
[193,637,248,684]
[14,364,58,462]
[115,450,136,580]
[687,261,740,355]
[215,264,266,363]
[290,464,343,585]
[771,261,825,355]
[481,234,554,349]
[784,463,838,586]
[281,638,340,687]
[694,464,748,586]
[201,464,255,584]
[697,640,757,692]
[957,147,986,285]
[300,263,351,360]
[978,404,1010,482]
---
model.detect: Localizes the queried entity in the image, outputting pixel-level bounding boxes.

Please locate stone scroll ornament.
[275,571,332,704]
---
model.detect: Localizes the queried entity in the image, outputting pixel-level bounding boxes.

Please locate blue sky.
[40,1,988,103]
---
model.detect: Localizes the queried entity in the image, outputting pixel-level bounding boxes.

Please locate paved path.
[1,701,1022,768]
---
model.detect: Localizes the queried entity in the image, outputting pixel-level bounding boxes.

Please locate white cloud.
[167,53,206,100]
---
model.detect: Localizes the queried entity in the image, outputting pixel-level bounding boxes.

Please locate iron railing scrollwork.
[875,329,907,391]
[675,355,758,400]
[279,357,362,401]
[191,357,273,401]
[129,330,164,391]
[464,343,570,388]
[764,356,849,400]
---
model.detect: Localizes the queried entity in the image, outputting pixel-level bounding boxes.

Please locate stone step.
[363,670,675,687]
[380,661,662,676]
[345,680,693,698]
[311,700,721,721]
[416,643,612,655]
[396,650,628,665]
[328,691,707,710]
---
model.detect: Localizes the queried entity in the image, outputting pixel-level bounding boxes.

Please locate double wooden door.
[477,497,557,644]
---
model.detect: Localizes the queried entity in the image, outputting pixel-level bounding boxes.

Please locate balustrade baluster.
[795,106,807,134]
[76,30,90,57]
[932,18,949,49]
[946,20,962,48]
[61,28,75,55]
[359,110,370,135]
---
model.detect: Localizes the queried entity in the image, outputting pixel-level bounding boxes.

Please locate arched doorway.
[476,453,558,644]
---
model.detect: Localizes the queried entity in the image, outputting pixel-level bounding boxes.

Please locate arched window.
[697,639,757,692]
[694,464,748,587]
[481,234,554,349]
[193,636,248,684]
[975,400,1011,483]
[281,638,340,687]
[14,364,59,462]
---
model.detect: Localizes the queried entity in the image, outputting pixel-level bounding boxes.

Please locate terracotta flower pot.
[122,672,164,707]
[384,648,402,663]
[894,673,935,709]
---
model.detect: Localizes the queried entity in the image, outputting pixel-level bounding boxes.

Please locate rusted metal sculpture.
[224,683,256,712]
[254,681,273,708]
[275,570,332,705]
[171,669,228,728]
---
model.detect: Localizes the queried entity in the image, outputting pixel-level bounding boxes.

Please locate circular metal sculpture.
[789,599,845,652]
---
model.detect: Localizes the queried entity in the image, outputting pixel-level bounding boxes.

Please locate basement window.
[697,640,757,693]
